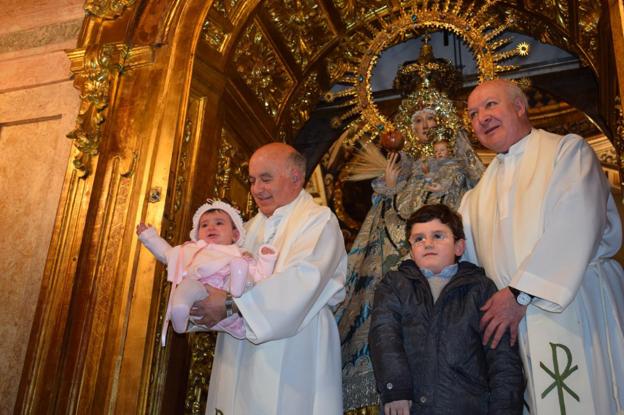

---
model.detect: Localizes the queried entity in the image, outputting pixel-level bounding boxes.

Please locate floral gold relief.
[577,0,601,66]
[213,132,234,200]
[332,0,388,29]
[66,44,128,178]
[233,21,295,119]
[84,0,137,19]
[525,0,568,31]
[279,71,321,141]
[185,332,217,415]
[213,128,253,219]
[266,0,334,69]
[202,20,228,51]
[164,119,194,242]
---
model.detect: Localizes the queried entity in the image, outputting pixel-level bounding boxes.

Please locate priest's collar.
[497,128,535,160]
[262,189,305,220]
[420,263,458,279]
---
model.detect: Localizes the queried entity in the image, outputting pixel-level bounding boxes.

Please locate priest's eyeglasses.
[409,231,451,246]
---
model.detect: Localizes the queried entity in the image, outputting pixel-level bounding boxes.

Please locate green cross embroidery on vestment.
[540,342,580,415]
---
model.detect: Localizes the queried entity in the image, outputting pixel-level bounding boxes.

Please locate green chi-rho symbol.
[539,342,580,415]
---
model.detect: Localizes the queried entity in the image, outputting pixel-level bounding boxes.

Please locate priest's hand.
[384,400,412,415]
[190,285,227,327]
[480,287,527,348]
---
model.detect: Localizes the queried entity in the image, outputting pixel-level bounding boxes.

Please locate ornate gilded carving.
[202,0,231,52]
[332,0,388,29]
[84,0,137,19]
[325,41,361,83]
[344,405,380,415]
[212,128,253,219]
[233,21,295,119]
[328,1,530,148]
[577,0,601,66]
[66,44,128,178]
[525,0,568,30]
[265,0,334,69]
[161,119,194,242]
[171,128,191,229]
[206,0,242,20]
[212,132,235,200]
[279,71,321,141]
[332,175,361,230]
[305,166,328,206]
[211,0,227,17]
[202,20,228,51]
[185,332,217,415]
[598,148,618,166]
[506,2,599,73]
[227,0,242,11]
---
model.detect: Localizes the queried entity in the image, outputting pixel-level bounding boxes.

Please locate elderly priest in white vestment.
[191,142,347,415]
[460,78,624,415]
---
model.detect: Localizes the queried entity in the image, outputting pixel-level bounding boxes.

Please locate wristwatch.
[224,293,240,317]
[508,286,533,306]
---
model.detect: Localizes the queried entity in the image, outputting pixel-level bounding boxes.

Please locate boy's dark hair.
[405,203,465,241]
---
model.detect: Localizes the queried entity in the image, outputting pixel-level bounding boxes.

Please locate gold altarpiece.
[13,0,624,414]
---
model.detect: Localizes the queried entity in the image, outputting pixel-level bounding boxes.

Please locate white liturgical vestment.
[205,190,347,415]
[459,129,624,414]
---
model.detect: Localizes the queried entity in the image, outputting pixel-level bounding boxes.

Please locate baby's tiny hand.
[136,222,150,235]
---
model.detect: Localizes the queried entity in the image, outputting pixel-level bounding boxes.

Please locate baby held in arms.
[136,199,277,345]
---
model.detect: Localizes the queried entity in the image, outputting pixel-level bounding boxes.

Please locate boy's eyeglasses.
[409,231,452,246]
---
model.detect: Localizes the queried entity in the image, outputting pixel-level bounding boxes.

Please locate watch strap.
[508,286,522,299]
[225,292,234,317]
[224,292,241,318]
[508,286,533,305]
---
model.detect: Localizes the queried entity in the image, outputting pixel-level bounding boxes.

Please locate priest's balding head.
[248,143,306,217]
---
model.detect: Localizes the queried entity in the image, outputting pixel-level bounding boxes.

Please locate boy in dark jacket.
[369,204,524,415]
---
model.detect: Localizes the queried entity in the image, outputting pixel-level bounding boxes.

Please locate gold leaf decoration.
[66,44,128,177]
[577,0,600,66]
[212,132,235,200]
[280,71,321,141]
[84,0,137,20]
[233,21,295,119]
[265,0,334,69]
[325,38,365,83]
[185,332,217,415]
[525,0,568,31]
[333,0,389,29]
[201,20,228,51]
[330,0,531,149]
[212,129,253,219]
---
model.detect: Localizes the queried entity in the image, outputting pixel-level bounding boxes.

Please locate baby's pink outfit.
[138,227,277,345]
